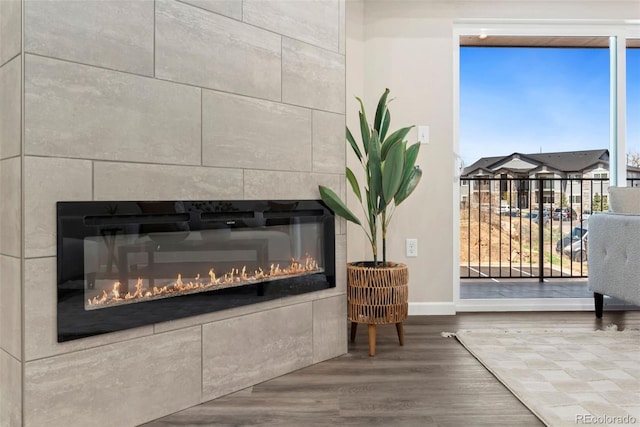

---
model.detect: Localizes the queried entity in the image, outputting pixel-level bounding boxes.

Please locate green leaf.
[365,188,376,238]
[401,142,420,185]
[346,127,362,162]
[318,186,361,225]
[355,97,370,155]
[378,192,387,213]
[373,88,390,133]
[358,112,370,155]
[368,130,382,215]
[405,142,420,167]
[355,96,368,124]
[382,141,405,206]
[379,109,390,142]
[346,167,361,203]
[395,166,422,206]
[381,126,413,159]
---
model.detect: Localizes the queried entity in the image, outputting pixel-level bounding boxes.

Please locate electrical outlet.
[406,238,418,257]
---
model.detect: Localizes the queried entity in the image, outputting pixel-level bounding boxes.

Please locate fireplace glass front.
[57,200,335,342]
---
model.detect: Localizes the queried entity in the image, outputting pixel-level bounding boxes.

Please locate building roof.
[525,149,609,172]
[462,149,610,176]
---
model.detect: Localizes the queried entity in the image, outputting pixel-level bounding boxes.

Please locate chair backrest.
[608,187,640,214]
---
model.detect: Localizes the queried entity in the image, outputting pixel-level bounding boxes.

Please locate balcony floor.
[461,278,591,299]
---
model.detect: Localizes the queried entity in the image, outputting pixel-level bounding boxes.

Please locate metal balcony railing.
[459,177,638,281]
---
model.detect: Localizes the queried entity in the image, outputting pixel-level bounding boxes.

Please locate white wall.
[347,0,640,313]
[345,0,367,263]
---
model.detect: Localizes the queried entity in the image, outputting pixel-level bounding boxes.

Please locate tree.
[627,150,640,167]
[560,193,569,208]
[592,193,609,212]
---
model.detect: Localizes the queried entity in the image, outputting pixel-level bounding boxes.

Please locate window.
[455,26,637,304]
[627,40,639,171]
[500,174,508,192]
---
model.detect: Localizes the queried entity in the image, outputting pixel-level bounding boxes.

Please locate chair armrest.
[587,213,640,306]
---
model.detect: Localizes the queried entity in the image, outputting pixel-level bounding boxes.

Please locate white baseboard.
[456,298,595,312]
[409,298,637,315]
[409,302,456,315]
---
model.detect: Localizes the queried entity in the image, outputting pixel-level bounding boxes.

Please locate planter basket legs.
[347,262,409,356]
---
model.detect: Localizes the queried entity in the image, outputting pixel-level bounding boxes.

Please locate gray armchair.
[587,187,640,317]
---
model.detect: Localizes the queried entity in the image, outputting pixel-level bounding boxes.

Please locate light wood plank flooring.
[144,311,640,427]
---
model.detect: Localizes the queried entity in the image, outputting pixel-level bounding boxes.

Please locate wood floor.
[144,311,640,427]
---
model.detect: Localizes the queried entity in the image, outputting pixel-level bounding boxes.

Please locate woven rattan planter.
[347,262,408,356]
[347,262,409,324]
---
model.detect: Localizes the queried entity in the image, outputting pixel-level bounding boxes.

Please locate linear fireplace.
[57,200,335,342]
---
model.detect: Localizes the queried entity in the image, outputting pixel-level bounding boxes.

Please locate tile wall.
[0,1,347,425]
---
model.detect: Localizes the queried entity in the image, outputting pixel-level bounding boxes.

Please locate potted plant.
[318,88,422,356]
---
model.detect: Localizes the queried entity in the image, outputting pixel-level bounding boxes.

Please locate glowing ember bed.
[56,200,335,342]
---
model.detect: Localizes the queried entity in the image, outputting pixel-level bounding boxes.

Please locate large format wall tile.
[156,0,281,101]
[154,298,282,334]
[0,349,21,427]
[282,38,345,114]
[23,258,154,361]
[0,0,21,66]
[313,295,347,363]
[24,156,92,258]
[94,161,244,201]
[277,287,342,308]
[203,90,312,171]
[0,56,21,159]
[335,234,347,293]
[312,110,345,174]
[243,169,342,200]
[24,0,154,76]
[179,0,242,20]
[24,55,201,165]
[24,328,201,427]
[12,0,348,423]
[0,255,20,360]
[0,157,20,258]
[243,0,339,52]
[202,303,313,401]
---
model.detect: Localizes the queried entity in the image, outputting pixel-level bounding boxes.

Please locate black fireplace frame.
[56,200,335,342]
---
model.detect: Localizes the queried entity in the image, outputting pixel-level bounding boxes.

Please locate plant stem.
[372,243,378,266]
[381,210,387,265]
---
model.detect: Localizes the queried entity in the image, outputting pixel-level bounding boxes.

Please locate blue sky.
[460,47,640,167]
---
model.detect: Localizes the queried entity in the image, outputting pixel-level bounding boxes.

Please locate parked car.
[580,210,592,221]
[555,222,588,261]
[525,210,550,225]
[553,207,578,221]
[499,200,520,216]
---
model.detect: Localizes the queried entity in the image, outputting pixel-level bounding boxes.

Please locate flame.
[86,254,321,308]
[112,282,121,299]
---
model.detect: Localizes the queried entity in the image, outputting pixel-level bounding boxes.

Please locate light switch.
[417,125,429,144]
